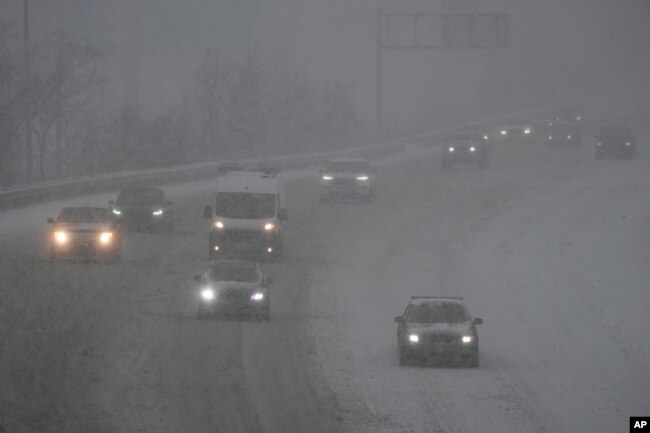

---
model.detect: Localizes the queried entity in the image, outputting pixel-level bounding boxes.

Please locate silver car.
[196,260,271,320]
[319,158,376,203]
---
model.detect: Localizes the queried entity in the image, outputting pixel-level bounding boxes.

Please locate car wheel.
[466,349,479,368]
[398,346,409,366]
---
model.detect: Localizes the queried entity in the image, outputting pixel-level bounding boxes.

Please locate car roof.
[328,157,369,163]
[409,296,465,306]
[216,174,280,194]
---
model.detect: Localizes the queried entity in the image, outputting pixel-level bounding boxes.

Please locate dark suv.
[595,125,636,159]
[109,187,173,232]
[395,296,483,367]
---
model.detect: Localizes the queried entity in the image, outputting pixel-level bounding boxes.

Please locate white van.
[204,166,288,260]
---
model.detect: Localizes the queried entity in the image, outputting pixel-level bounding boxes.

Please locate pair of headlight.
[200,287,265,302]
[448,147,476,153]
[407,334,473,344]
[53,231,113,245]
[321,175,369,181]
[214,221,274,231]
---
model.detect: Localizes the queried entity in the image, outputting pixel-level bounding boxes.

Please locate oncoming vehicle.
[546,121,581,146]
[395,296,483,367]
[442,132,488,169]
[109,187,173,232]
[595,125,636,159]
[47,206,121,262]
[196,260,271,320]
[204,166,288,260]
[496,123,533,144]
[319,158,376,203]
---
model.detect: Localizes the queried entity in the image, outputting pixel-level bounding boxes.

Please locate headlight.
[99,232,113,245]
[322,175,333,181]
[408,334,419,343]
[500,130,507,135]
[264,223,275,231]
[54,231,68,244]
[462,335,473,344]
[152,209,164,216]
[469,147,476,152]
[448,147,455,152]
[214,221,224,229]
[576,116,581,121]
[625,142,631,146]
[596,142,602,146]
[201,288,216,301]
[548,136,553,140]
[567,135,572,140]
[112,208,122,215]
[356,175,369,181]
[524,128,531,135]
[483,134,489,140]
[250,292,265,301]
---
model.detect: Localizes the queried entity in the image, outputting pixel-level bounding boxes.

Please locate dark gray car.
[395,296,483,367]
[109,187,174,232]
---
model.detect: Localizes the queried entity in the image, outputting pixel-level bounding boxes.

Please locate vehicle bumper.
[209,229,281,255]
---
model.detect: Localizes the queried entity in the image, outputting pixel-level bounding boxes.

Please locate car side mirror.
[47,217,55,224]
[278,208,288,221]
[194,275,201,282]
[473,318,483,325]
[203,206,212,219]
[394,316,405,324]
[266,277,273,286]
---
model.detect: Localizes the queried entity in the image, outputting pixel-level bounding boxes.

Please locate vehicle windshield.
[207,264,261,283]
[549,123,577,134]
[214,192,276,219]
[407,303,469,324]
[326,161,370,173]
[116,189,164,205]
[57,207,111,224]
[445,132,483,143]
[599,126,631,139]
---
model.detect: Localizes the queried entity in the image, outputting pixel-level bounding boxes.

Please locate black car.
[109,187,173,232]
[546,121,581,146]
[47,206,122,262]
[441,132,488,169]
[196,260,271,320]
[395,296,483,367]
[595,125,636,159]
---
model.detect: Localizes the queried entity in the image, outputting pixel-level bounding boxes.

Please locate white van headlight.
[214,221,224,229]
[264,223,275,231]
[356,175,369,181]
[152,209,163,216]
[322,175,333,181]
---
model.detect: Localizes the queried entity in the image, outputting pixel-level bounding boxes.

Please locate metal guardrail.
[0,110,545,210]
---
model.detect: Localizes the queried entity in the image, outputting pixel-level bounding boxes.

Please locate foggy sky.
[1,0,648,131]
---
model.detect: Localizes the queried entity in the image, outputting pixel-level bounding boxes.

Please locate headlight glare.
[469,147,476,152]
[54,231,68,244]
[264,223,275,231]
[152,209,163,216]
[250,292,264,301]
[112,208,121,215]
[462,335,473,344]
[500,130,507,135]
[99,232,113,245]
[356,175,369,181]
[214,221,224,229]
[448,147,455,152]
[322,175,333,181]
[201,288,216,301]
[408,334,419,343]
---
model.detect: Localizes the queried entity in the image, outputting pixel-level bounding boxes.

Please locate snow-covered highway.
[1,128,648,432]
